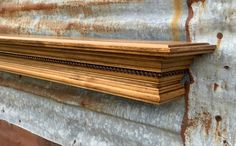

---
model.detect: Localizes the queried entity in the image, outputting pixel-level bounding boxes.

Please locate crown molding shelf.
[0,35,216,104]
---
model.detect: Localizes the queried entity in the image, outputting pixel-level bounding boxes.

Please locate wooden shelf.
[0,35,216,104]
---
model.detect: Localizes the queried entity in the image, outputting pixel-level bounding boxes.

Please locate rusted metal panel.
[0,0,235,146]
[0,0,187,40]
[183,0,236,145]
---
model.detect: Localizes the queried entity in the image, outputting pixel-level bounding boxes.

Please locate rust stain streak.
[64,0,142,6]
[0,0,142,16]
[180,70,213,146]
[215,115,222,139]
[213,116,230,146]
[0,74,104,111]
[0,2,57,14]
[213,83,219,92]
[203,112,212,135]
[181,70,194,146]
[0,0,143,34]
[64,20,121,34]
[217,32,223,49]
[171,0,182,41]
[0,25,18,34]
[181,111,212,146]
[180,69,212,146]
[185,0,206,42]
[0,120,60,146]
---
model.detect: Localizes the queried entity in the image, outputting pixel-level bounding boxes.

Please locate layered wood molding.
[0,35,216,104]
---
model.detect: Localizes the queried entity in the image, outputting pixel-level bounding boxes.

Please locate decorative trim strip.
[0,51,188,78]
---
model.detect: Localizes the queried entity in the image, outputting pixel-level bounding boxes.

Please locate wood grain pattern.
[0,35,216,104]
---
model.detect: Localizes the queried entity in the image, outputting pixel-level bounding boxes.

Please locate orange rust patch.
[66,21,121,35]
[223,140,229,146]
[0,25,18,34]
[185,0,206,42]
[213,83,219,91]
[217,32,223,39]
[202,112,212,135]
[181,70,213,146]
[81,6,93,17]
[54,4,93,17]
[171,0,182,41]
[217,32,223,48]
[80,96,100,110]
[0,2,57,14]
[0,120,60,146]
[0,0,143,17]
[62,0,142,7]
[181,70,194,146]
[0,1,142,35]
[214,116,229,145]
[35,18,122,36]
[215,115,222,137]
[59,0,144,17]
[181,112,212,146]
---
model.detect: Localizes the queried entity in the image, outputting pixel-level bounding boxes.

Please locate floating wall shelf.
[0,35,216,104]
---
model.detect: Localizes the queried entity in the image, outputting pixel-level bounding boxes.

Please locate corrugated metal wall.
[0,0,235,145]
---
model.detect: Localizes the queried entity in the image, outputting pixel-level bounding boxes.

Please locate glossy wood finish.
[0,35,216,104]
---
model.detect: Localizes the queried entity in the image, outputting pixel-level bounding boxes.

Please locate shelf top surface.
[0,35,216,56]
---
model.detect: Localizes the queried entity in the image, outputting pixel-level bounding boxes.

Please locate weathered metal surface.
[0,75,183,146]
[0,0,187,40]
[181,0,236,145]
[0,0,235,146]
